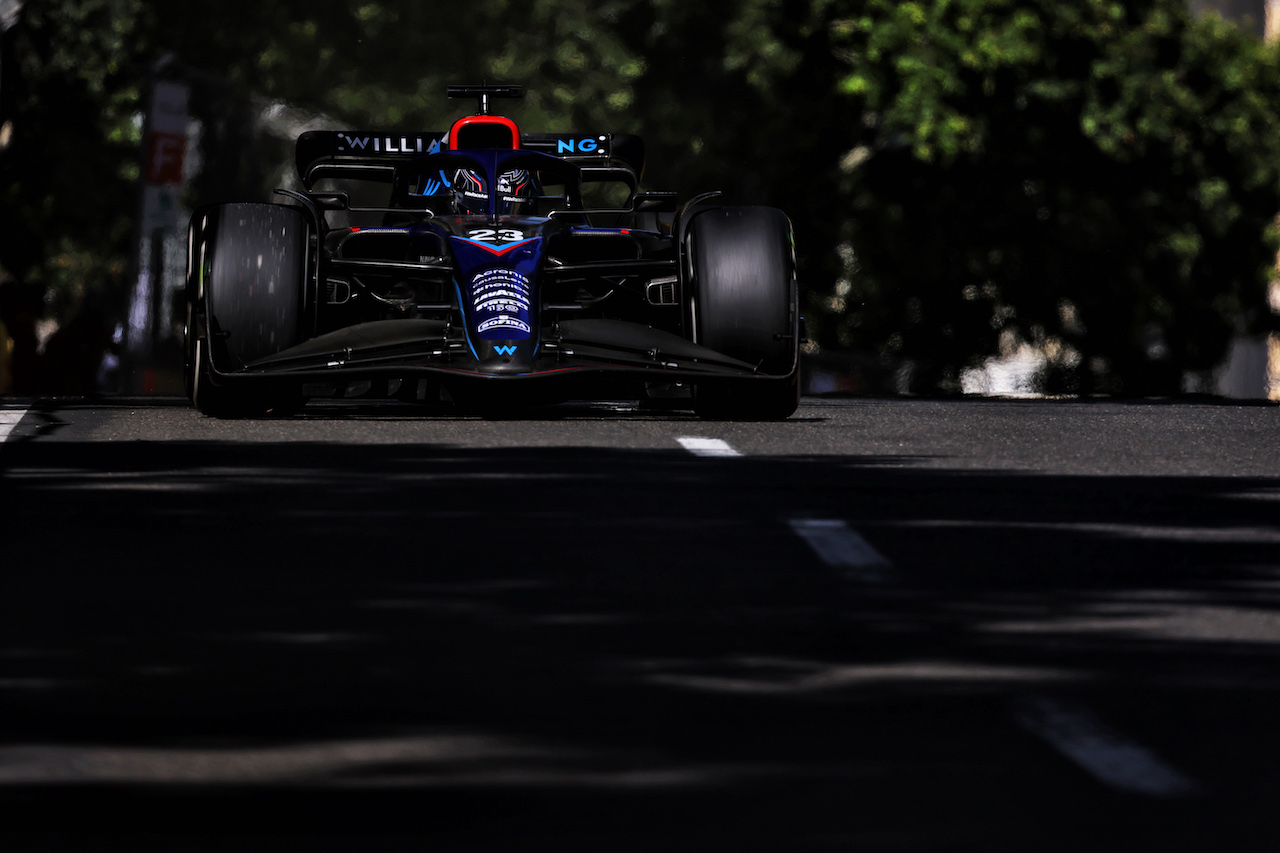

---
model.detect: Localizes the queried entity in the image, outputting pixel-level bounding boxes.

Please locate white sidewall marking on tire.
[0,409,29,443]
[1013,695,1200,797]
[191,338,203,407]
[677,437,741,458]
[789,518,893,582]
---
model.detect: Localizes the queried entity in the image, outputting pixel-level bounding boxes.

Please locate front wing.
[210,318,795,388]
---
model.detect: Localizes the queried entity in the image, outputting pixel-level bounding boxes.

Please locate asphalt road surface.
[1,395,1278,851]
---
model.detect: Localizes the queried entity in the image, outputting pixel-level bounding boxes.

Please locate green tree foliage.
[152,1,649,165]
[0,0,149,314]
[831,0,1280,393]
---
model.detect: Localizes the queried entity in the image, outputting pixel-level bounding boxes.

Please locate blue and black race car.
[185,84,800,418]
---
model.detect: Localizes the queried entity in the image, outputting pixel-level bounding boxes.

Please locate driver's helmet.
[451,168,535,215]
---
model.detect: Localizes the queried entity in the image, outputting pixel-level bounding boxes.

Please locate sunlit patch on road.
[629,656,1075,696]
[0,736,782,789]
[0,678,79,691]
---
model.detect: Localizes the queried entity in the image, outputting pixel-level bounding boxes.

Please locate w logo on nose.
[493,345,517,356]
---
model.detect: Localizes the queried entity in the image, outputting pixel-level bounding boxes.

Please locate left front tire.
[186,203,309,418]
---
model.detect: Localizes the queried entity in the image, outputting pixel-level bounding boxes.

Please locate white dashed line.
[0,408,28,443]
[1013,695,1201,798]
[677,437,742,458]
[788,518,893,582]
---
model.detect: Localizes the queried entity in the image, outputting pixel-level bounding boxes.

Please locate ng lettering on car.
[556,137,605,154]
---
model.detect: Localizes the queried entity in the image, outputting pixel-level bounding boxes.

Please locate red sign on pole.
[146,131,187,185]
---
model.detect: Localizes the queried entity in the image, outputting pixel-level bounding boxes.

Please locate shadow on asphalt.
[1,413,1278,851]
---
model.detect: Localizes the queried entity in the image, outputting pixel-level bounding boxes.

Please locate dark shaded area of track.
[1,401,1278,851]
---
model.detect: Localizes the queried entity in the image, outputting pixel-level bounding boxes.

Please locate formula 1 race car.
[184,84,800,418]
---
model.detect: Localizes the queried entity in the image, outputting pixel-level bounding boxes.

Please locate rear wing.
[295,130,645,188]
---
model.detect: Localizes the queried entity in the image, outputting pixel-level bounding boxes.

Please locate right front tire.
[685,205,800,420]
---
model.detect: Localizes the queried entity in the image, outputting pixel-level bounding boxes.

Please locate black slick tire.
[686,205,800,420]
[186,203,309,418]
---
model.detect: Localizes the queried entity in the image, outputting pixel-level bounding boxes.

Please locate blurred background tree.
[1,0,1278,396]
[828,0,1280,394]
[1,0,145,323]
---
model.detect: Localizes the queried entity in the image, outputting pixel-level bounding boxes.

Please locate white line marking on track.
[788,518,893,581]
[677,437,742,458]
[0,408,29,443]
[1012,695,1201,797]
